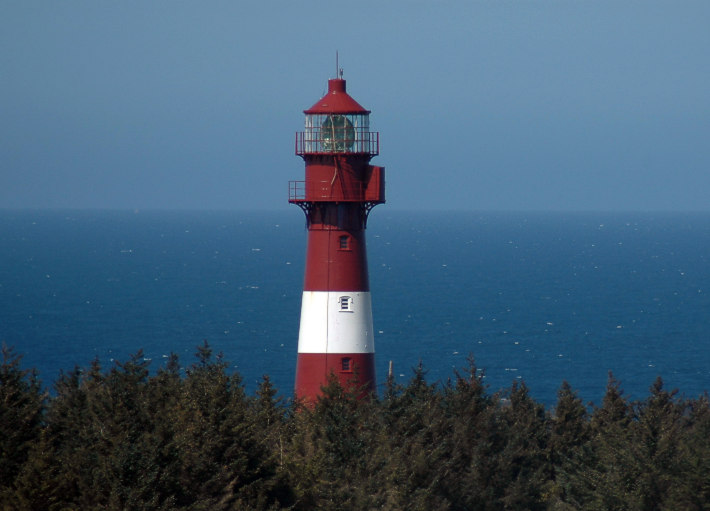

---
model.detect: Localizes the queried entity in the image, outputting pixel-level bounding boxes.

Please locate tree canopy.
[1,342,708,510]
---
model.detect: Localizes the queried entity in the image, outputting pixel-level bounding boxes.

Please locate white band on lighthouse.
[297,291,375,354]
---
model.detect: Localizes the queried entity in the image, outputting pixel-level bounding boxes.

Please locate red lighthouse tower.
[289,74,385,401]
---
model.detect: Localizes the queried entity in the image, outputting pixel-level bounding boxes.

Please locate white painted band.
[297,291,375,354]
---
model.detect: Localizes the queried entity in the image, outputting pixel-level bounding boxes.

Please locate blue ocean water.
[1,210,708,407]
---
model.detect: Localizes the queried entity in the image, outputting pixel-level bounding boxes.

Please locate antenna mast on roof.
[335,50,339,78]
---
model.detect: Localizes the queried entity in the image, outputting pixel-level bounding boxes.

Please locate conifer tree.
[630,377,688,510]
[0,344,45,502]
[250,375,294,507]
[672,393,710,509]
[173,341,275,509]
[21,364,93,509]
[284,373,384,510]
[568,373,636,509]
[546,381,590,508]
[437,356,500,510]
[496,380,548,510]
[376,363,452,510]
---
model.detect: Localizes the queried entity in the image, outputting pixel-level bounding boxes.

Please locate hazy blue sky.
[2,1,709,211]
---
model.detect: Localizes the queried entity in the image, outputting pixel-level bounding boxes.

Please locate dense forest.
[1,342,709,511]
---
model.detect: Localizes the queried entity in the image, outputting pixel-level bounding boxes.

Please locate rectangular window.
[341,357,352,372]
[339,235,350,250]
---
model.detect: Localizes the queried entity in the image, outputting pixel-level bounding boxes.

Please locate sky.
[2,1,709,212]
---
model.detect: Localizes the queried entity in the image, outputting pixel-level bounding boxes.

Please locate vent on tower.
[339,296,353,312]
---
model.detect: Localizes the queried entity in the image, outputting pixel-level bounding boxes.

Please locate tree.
[631,377,689,510]
[564,373,636,510]
[0,344,45,502]
[375,363,452,510]
[283,373,385,510]
[546,381,590,507]
[172,342,278,510]
[437,356,500,510]
[672,393,710,509]
[496,381,549,510]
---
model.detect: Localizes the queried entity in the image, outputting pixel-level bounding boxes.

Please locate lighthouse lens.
[321,115,355,152]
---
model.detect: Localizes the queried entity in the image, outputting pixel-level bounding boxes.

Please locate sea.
[1,209,709,408]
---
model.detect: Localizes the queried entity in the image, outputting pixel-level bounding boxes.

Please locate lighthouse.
[289,73,385,401]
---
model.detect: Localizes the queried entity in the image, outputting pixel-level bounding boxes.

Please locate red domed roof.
[304,79,370,115]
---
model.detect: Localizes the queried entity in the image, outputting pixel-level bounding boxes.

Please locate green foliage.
[544,380,590,508]
[0,344,45,501]
[673,394,710,509]
[2,348,710,511]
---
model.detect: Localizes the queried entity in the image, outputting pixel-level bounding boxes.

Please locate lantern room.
[296,78,379,156]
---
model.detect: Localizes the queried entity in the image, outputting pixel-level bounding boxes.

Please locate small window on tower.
[341,357,352,372]
[339,235,350,250]
[339,296,353,312]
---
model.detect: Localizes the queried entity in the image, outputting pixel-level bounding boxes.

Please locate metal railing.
[295,131,379,156]
[289,181,306,201]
